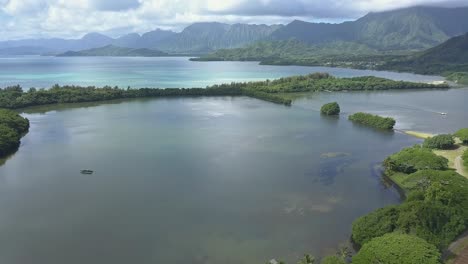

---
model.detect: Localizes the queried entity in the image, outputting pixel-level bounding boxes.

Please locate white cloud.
[0,0,467,40]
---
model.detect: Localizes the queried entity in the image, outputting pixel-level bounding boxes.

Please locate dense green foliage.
[383,146,448,174]
[320,102,340,115]
[352,170,467,249]
[0,109,29,158]
[0,108,30,134]
[352,206,400,246]
[348,112,396,130]
[58,45,169,57]
[0,74,445,109]
[455,128,468,144]
[423,134,455,149]
[352,233,441,264]
[320,256,345,264]
[0,84,244,109]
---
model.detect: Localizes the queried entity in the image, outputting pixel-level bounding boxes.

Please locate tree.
[384,145,449,174]
[352,233,441,264]
[352,206,399,246]
[423,134,455,149]
[0,124,20,156]
[320,102,340,115]
[455,128,468,144]
[348,112,395,129]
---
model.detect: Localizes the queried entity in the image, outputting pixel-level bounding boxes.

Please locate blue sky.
[0,0,467,40]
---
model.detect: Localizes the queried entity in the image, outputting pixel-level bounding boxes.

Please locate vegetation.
[0,74,446,109]
[446,72,468,85]
[320,256,346,264]
[383,145,449,174]
[348,112,396,130]
[350,134,468,262]
[320,102,340,115]
[455,128,468,144]
[423,134,455,149]
[0,109,29,158]
[352,206,400,246]
[352,233,441,264]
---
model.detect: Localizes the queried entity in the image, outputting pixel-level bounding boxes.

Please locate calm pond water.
[0,58,466,264]
[0,56,444,88]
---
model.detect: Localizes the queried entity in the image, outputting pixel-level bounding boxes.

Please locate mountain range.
[1,6,468,55]
[269,6,468,51]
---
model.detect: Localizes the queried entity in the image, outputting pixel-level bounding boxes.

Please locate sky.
[0,0,467,40]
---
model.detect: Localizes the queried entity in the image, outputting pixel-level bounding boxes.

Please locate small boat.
[80,170,94,175]
[439,112,447,116]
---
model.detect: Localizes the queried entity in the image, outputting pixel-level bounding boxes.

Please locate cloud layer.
[0,0,467,40]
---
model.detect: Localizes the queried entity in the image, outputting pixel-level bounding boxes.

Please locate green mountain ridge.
[270,6,468,51]
[57,45,169,57]
[154,22,283,53]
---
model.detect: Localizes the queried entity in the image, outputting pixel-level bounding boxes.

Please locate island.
[57,45,169,57]
[348,112,396,130]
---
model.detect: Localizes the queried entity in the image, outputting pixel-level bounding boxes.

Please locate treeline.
[0,109,29,158]
[348,112,396,130]
[0,84,243,109]
[0,73,448,109]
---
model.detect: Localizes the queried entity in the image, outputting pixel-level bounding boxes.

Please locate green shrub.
[320,102,340,115]
[454,128,468,144]
[352,169,468,249]
[0,109,29,134]
[384,145,448,174]
[0,109,30,158]
[352,233,441,264]
[400,170,468,210]
[423,134,455,149]
[348,112,395,129]
[352,206,399,247]
[0,124,20,156]
[320,255,345,264]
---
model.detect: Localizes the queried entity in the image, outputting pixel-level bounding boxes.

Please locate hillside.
[192,39,380,64]
[382,33,468,75]
[57,45,168,57]
[270,6,468,51]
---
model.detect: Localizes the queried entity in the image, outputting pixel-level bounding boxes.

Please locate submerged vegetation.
[320,102,340,115]
[348,112,396,130]
[0,109,29,158]
[0,73,447,109]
